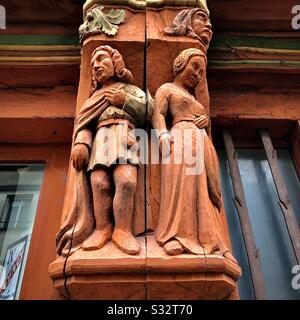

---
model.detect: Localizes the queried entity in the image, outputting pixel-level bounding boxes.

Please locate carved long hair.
[164,8,212,49]
[90,45,133,96]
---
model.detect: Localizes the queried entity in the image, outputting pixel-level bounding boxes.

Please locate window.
[218,147,300,300]
[0,194,33,231]
[0,163,44,300]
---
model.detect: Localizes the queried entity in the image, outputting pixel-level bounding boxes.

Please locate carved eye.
[87,12,93,22]
[196,13,204,20]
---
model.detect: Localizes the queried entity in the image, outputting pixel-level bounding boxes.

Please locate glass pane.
[218,150,255,300]
[277,149,300,228]
[238,150,299,300]
[0,163,44,300]
[218,149,300,300]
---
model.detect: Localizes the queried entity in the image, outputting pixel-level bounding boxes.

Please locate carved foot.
[163,240,184,255]
[82,225,113,251]
[224,251,238,264]
[112,228,140,255]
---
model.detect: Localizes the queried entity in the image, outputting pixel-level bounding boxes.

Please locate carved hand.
[159,133,174,158]
[71,144,89,171]
[194,115,210,129]
[104,88,126,108]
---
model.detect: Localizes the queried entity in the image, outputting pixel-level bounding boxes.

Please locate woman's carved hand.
[194,115,210,129]
[71,144,89,171]
[159,133,174,158]
[104,88,126,108]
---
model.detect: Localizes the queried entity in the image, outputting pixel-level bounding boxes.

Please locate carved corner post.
[48,0,242,301]
[48,0,147,300]
[146,0,242,300]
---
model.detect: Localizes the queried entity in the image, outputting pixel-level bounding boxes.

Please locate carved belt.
[172,116,195,126]
[97,119,135,130]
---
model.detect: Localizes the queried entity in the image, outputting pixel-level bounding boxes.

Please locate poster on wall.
[0,235,29,300]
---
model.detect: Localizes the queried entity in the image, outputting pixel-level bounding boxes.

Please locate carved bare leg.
[82,168,113,251]
[112,164,140,255]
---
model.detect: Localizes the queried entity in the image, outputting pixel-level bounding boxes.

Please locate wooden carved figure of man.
[56,45,146,256]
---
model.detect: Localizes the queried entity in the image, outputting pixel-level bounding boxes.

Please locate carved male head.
[164,8,212,51]
[90,45,133,95]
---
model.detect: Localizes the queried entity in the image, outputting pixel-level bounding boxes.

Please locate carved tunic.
[56,82,146,255]
[75,84,146,168]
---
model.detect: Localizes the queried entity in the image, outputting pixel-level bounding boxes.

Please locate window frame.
[0,143,70,300]
[216,120,300,300]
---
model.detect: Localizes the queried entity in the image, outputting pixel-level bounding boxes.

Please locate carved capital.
[83,0,209,14]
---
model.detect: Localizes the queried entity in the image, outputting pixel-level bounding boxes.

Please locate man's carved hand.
[71,144,89,171]
[194,115,210,129]
[104,88,126,108]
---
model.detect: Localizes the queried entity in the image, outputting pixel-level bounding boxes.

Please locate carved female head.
[90,45,133,95]
[173,48,207,90]
[164,8,212,51]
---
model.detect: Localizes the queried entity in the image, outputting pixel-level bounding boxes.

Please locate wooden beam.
[209,0,299,31]
[211,92,300,121]
[290,121,300,178]
[260,130,300,264]
[0,87,76,143]
[223,130,267,300]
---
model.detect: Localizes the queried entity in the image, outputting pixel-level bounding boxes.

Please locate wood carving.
[79,6,126,44]
[163,8,212,53]
[151,48,238,263]
[83,1,208,12]
[56,45,146,257]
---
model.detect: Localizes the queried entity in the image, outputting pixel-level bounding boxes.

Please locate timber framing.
[223,130,266,300]
[83,0,208,12]
[260,130,300,264]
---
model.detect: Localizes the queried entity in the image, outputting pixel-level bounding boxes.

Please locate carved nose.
[94,64,102,71]
[206,22,212,29]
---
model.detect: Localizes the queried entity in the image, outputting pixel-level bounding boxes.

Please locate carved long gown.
[153,82,230,255]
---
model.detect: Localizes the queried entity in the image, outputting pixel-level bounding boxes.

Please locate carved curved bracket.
[83,0,209,14]
[79,6,126,45]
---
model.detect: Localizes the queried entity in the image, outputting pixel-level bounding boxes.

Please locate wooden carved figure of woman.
[152,48,237,263]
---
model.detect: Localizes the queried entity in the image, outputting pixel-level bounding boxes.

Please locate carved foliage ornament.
[79,6,126,44]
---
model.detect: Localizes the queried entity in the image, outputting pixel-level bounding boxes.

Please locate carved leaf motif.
[79,6,126,44]
[106,9,126,25]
